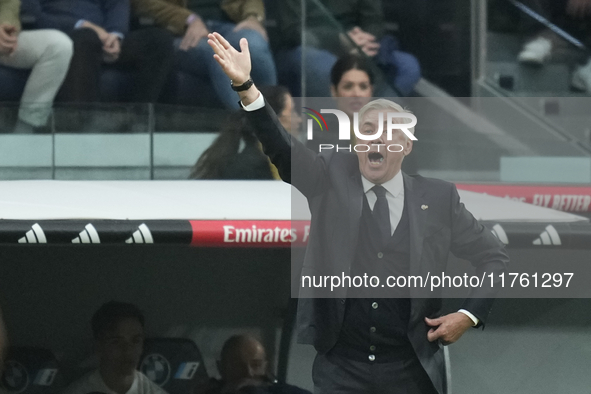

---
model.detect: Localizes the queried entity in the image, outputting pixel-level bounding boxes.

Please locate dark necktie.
[372,185,391,244]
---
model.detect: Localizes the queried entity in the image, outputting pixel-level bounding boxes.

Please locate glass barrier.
[2,96,591,184]
[299,0,400,98]
[479,0,591,99]
[0,102,230,181]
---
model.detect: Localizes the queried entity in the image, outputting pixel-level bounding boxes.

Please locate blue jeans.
[174,20,277,109]
[276,36,421,97]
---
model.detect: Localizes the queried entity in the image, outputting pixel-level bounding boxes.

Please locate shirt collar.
[361,171,404,198]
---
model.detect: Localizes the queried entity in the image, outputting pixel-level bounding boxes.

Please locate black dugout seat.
[140,338,208,394]
[1,347,62,394]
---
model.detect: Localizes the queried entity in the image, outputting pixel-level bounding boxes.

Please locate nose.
[370,132,385,146]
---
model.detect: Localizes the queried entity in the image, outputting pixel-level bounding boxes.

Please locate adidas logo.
[533,225,561,246]
[490,224,509,245]
[125,224,153,244]
[18,223,47,244]
[72,224,101,244]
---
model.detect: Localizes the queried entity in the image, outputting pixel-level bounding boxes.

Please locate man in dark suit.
[207,32,509,394]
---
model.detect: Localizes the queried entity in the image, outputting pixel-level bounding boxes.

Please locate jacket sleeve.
[0,0,21,30]
[448,184,509,326]
[221,0,265,23]
[131,0,191,35]
[103,0,130,35]
[244,100,330,199]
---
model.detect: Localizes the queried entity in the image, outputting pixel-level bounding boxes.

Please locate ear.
[216,360,222,376]
[330,85,337,98]
[403,139,413,156]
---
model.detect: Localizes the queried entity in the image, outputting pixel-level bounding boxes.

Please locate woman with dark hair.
[330,54,375,117]
[189,85,301,180]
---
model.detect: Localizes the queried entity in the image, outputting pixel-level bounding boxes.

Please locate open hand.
[207,32,251,85]
[425,312,473,345]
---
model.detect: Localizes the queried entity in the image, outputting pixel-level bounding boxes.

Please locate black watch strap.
[231,78,254,92]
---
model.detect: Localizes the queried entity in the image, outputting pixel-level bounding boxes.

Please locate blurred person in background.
[0,0,72,132]
[276,0,420,98]
[306,53,375,152]
[131,0,276,109]
[517,0,591,92]
[21,0,174,103]
[190,85,299,179]
[203,334,310,394]
[330,53,374,117]
[63,301,167,394]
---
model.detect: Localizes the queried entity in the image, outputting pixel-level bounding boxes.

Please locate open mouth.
[368,152,384,165]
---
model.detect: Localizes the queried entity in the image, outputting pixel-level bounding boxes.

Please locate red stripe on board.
[456,184,591,212]
[190,220,311,247]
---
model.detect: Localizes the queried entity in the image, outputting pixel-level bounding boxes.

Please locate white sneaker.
[518,37,552,65]
[571,59,591,92]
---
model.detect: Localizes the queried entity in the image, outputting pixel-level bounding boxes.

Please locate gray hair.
[358,99,415,136]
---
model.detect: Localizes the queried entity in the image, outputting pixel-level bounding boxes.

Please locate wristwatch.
[231,78,254,92]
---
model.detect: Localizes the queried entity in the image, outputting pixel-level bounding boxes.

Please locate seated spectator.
[517,0,591,92]
[0,0,72,132]
[20,0,174,103]
[131,0,277,109]
[276,0,421,98]
[330,53,374,116]
[202,334,310,394]
[189,85,299,179]
[63,301,167,394]
[305,54,374,152]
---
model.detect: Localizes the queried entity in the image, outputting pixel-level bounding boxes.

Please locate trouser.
[59,27,174,103]
[312,350,438,394]
[174,20,277,109]
[0,30,73,126]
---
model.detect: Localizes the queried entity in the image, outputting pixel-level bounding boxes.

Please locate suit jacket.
[0,0,21,29]
[245,101,509,394]
[130,0,264,36]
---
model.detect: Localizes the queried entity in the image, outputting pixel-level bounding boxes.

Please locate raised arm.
[206,32,330,197]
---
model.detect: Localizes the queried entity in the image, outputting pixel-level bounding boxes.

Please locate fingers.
[207,34,226,58]
[212,53,226,68]
[180,31,192,51]
[212,31,232,49]
[104,35,116,49]
[427,327,441,342]
[240,37,250,57]
[425,316,442,327]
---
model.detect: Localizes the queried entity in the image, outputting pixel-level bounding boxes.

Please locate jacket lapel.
[403,173,428,299]
[347,172,363,253]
